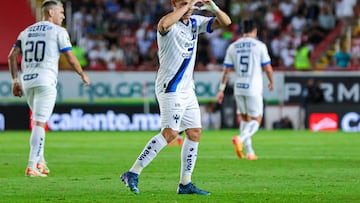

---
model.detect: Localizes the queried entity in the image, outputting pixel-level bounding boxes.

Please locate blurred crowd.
[60,0,359,71]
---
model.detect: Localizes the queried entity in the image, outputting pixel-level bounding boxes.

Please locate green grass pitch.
[1,130,360,203]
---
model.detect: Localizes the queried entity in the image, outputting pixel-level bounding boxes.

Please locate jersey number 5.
[240,55,249,73]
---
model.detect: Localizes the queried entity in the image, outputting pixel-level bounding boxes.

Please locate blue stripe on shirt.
[224,63,233,67]
[207,17,215,33]
[165,58,191,93]
[60,47,72,53]
[261,61,271,66]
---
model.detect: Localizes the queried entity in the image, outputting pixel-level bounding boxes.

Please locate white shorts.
[24,86,57,123]
[156,90,201,131]
[234,94,263,117]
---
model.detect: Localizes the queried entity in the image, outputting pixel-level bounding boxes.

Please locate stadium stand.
[0,0,359,71]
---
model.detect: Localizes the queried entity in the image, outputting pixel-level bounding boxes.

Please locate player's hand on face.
[12,83,23,97]
[190,0,204,10]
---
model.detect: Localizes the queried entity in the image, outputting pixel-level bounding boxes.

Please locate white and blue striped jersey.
[15,21,72,88]
[223,37,271,96]
[156,15,215,93]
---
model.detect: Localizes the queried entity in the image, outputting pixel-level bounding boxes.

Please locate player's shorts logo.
[173,114,180,123]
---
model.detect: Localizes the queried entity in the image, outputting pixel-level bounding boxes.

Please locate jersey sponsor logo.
[309,113,338,132]
[28,24,52,32]
[236,83,249,89]
[23,73,39,81]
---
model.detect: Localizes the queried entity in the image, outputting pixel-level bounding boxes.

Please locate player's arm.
[201,0,231,30]
[217,67,232,104]
[157,0,201,34]
[263,64,274,91]
[63,50,90,86]
[8,45,23,97]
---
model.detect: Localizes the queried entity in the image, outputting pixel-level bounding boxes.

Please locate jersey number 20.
[24,40,46,62]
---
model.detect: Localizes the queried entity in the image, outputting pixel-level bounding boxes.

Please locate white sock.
[240,120,259,143]
[244,138,255,155]
[180,137,199,185]
[130,133,167,175]
[27,126,45,169]
[240,120,248,132]
[39,135,46,164]
[247,120,260,136]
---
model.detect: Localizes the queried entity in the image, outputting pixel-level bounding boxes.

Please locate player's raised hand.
[200,0,220,13]
[189,0,204,11]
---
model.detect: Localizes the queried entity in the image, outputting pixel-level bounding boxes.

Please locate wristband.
[218,83,226,91]
[12,78,19,84]
[201,1,220,13]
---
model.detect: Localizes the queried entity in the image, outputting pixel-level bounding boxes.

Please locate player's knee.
[162,128,179,143]
[185,128,202,142]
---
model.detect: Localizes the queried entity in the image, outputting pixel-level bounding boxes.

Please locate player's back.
[19,21,70,88]
[228,37,270,96]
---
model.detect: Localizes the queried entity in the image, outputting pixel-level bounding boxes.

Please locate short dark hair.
[241,19,257,34]
[41,0,61,9]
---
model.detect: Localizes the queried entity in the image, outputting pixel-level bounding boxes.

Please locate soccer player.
[120,0,231,195]
[217,19,274,160]
[8,0,90,177]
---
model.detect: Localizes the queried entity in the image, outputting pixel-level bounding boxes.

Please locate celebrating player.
[217,19,274,160]
[8,0,90,177]
[120,0,231,195]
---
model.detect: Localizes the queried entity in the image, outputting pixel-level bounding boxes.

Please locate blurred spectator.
[72,41,88,68]
[72,6,87,43]
[351,38,360,68]
[207,29,231,64]
[196,35,211,69]
[290,10,307,37]
[201,102,221,130]
[279,0,295,27]
[104,0,121,16]
[229,0,243,23]
[333,43,351,68]
[104,19,120,48]
[270,31,289,66]
[273,116,294,129]
[104,44,124,70]
[264,3,282,38]
[123,44,140,68]
[335,0,357,26]
[306,2,320,23]
[304,20,327,45]
[280,41,296,68]
[302,78,324,105]
[88,44,107,70]
[318,6,336,32]
[78,32,96,53]
[294,41,312,70]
